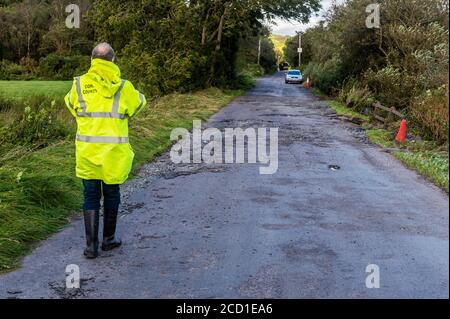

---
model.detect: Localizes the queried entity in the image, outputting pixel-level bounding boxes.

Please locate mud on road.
[0,72,448,299]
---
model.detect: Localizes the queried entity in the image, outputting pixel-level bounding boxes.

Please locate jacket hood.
[85,58,122,98]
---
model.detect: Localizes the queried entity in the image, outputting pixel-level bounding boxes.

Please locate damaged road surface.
[0,72,448,298]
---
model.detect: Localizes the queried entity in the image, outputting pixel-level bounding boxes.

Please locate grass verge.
[0,80,72,99]
[0,87,243,272]
[311,89,449,193]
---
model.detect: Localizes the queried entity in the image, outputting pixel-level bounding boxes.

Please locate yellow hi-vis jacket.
[64,58,147,184]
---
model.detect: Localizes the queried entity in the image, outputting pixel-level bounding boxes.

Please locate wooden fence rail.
[372,102,404,126]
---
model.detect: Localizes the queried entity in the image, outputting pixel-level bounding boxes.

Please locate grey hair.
[91,42,116,62]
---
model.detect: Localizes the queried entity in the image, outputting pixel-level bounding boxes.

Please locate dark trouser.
[82,179,121,211]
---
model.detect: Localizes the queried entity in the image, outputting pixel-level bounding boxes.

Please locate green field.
[0,81,72,99]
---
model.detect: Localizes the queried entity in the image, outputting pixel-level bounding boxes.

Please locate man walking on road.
[64,43,147,258]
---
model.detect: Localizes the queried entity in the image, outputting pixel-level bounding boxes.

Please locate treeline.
[0,0,93,79]
[284,0,449,144]
[0,0,320,95]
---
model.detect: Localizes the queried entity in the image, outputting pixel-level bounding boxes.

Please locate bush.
[363,66,420,110]
[233,73,257,90]
[1,54,90,81]
[38,54,90,80]
[303,59,344,94]
[0,95,74,146]
[337,80,376,113]
[119,49,210,97]
[240,63,265,77]
[0,60,29,80]
[19,57,38,73]
[410,85,449,144]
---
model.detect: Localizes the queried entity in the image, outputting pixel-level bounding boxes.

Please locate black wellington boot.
[83,210,99,258]
[101,208,122,251]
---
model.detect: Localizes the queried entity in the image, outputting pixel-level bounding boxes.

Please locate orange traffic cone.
[395,119,407,143]
[305,77,310,88]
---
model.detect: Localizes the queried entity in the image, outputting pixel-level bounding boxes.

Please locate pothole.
[48,277,95,299]
[328,165,341,171]
[162,166,228,179]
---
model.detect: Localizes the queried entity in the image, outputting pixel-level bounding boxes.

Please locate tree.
[188,0,320,81]
[89,0,320,92]
[0,0,320,88]
[39,0,93,56]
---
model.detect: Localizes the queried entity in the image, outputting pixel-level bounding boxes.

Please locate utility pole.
[297,31,302,68]
[257,37,261,66]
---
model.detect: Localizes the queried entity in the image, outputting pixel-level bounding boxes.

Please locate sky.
[270,0,344,36]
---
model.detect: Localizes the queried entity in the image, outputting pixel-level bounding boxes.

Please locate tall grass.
[0,96,73,148]
[410,85,449,144]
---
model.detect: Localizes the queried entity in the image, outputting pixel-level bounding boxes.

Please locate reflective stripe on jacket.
[64,58,147,184]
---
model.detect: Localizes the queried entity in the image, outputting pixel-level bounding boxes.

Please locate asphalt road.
[1,72,448,299]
